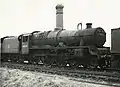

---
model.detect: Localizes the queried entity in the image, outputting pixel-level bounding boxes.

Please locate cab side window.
[23,36,28,42]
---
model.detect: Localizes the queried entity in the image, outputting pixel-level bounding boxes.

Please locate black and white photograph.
[0,0,120,87]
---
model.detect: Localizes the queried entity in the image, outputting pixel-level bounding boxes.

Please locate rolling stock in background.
[0,4,120,69]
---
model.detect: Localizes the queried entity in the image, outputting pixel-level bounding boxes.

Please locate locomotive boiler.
[30,23,106,48]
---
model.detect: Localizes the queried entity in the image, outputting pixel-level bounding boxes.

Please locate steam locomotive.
[0,23,111,69]
[0,4,120,69]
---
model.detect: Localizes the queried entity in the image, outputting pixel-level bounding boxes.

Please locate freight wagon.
[111,28,120,68]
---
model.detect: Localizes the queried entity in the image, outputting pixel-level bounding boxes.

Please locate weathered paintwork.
[75,27,106,47]
[30,27,106,48]
[2,36,19,53]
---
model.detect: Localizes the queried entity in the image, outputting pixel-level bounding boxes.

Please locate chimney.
[86,23,92,29]
[55,4,64,30]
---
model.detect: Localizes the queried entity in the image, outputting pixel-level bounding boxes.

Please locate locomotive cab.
[20,33,31,54]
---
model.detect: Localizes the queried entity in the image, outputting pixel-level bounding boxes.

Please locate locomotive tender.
[0,4,114,69]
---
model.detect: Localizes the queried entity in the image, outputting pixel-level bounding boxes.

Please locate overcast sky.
[0,0,120,47]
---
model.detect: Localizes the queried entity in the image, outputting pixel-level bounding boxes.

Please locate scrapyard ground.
[0,68,116,87]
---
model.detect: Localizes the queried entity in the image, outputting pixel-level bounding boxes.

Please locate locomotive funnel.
[55,4,64,30]
[86,23,92,29]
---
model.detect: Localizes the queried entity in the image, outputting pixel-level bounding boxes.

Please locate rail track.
[1,62,120,87]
